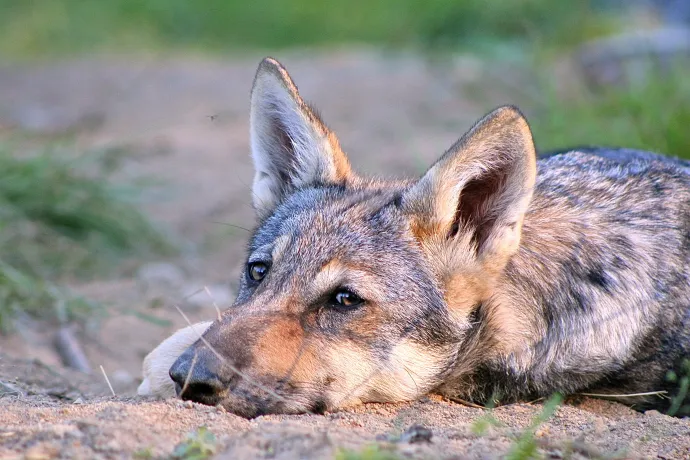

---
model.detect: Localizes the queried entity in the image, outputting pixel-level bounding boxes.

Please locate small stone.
[535,427,550,437]
[103,439,121,451]
[400,424,433,444]
[73,397,85,405]
[184,400,194,409]
[24,444,59,460]
[593,418,607,434]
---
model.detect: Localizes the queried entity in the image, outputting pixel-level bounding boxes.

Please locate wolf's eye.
[332,289,364,309]
[247,261,269,282]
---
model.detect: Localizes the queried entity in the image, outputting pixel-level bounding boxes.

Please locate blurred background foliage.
[0,0,619,56]
[0,0,689,330]
[2,0,688,155]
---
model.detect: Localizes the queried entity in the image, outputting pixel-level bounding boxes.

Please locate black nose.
[169,347,227,406]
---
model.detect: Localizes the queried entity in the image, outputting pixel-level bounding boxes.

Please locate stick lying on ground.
[54,325,92,374]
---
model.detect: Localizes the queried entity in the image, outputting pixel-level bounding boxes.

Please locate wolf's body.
[140,58,690,417]
[443,148,690,407]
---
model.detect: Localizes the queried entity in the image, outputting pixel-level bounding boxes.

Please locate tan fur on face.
[443,271,491,320]
[324,339,452,408]
[368,340,452,401]
[310,259,347,297]
[271,234,291,262]
[252,318,320,384]
[137,321,213,398]
[322,341,375,408]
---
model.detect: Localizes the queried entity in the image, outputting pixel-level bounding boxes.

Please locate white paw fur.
[137,321,213,398]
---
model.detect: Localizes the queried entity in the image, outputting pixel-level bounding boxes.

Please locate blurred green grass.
[530,69,690,157]
[467,61,690,158]
[0,0,688,331]
[0,0,617,57]
[0,145,174,331]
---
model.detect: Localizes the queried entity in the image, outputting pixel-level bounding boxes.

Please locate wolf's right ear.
[249,58,354,219]
[401,106,537,266]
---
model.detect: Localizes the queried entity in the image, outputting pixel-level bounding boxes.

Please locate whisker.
[180,351,199,398]
[210,221,251,232]
[204,286,223,321]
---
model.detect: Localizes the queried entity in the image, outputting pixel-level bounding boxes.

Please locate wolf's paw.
[137,321,214,398]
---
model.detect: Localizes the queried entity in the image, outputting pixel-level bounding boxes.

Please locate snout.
[169,346,231,406]
[166,315,329,417]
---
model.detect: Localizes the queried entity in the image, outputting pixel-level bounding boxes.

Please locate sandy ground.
[0,50,689,459]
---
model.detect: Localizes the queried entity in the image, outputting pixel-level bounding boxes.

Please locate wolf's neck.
[482,190,661,384]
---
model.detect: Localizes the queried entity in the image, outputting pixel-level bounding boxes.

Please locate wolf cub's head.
[169,58,537,417]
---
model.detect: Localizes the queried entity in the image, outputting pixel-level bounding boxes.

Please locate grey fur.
[169,58,690,417]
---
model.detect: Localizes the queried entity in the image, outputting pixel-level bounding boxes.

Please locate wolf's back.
[498,148,690,413]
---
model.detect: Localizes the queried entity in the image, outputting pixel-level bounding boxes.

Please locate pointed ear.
[402,106,537,264]
[249,58,354,218]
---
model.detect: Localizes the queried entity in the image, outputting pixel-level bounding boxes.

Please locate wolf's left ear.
[402,106,537,263]
[249,58,354,218]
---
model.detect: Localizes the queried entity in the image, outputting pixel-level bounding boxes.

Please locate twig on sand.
[100,365,116,396]
[577,390,668,399]
[445,396,486,409]
[0,380,24,397]
[54,325,92,374]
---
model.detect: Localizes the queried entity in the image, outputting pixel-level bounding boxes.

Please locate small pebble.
[400,424,433,444]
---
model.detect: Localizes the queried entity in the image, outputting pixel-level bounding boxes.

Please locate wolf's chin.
[213,393,317,418]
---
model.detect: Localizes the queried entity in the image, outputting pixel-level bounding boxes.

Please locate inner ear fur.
[249,58,354,219]
[402,105,537,273]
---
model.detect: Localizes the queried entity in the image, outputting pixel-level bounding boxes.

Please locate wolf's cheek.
[320,339,450,407]
[250,318,322,382]
[247,322,372,410]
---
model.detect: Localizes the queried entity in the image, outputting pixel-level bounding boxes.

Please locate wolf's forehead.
[253,187,402,250]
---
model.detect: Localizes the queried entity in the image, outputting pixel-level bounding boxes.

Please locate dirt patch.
[1,50,689,459]
[1,369,688,460]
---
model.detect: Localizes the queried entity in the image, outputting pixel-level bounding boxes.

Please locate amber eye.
[247,262,269,282]
[333,290,364,309]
